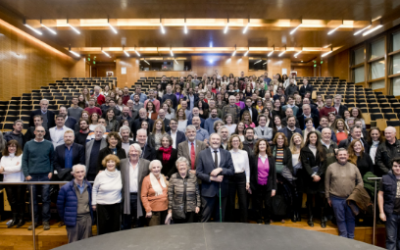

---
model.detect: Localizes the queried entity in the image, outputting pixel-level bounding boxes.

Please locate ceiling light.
[209,59,213,63]
[134,49,141,56]
[209,41,213,47]
[244,50,249,56]
[363,25,383,36]
[294,50,302,57]
[109,23,118,34]
[160,18,165,34]
[290,23,302,35]
[243,18,250,34]
[69,50,80,57]
[353,25,371,36]
[25,24,42,35]
[184,19,188,34]
[327,24,342,35]
[262,61,267,65]
[323,44,331,48]
[102,50,111,58]
[144,60,150,65]
[170,49,174,56]
[41,24,56,35]
[268,51,274,56]
[321,50,333,57]
[123,50,130,57]
[224,18,229,34]
[254,59,262,64]
[67,23,80,34]
[278,51,285,57]
[174,59,179,65]
[232,45,236,56]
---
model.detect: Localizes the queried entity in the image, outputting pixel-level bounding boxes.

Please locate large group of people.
[0,70,400,249]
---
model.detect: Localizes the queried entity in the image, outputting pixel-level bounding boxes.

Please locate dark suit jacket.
[65,117,77,130]
[101,107,121,119]
[336,104,348,118]
[156,149,178,178]
[278,127,303,140]
[54,143,85,180]
[299,84,314,97]
[163,118,171,132]
[168,130,186,148]
[186,117,205,128]
[196,148,235,197]
[130,118,154,134]
[141,143,156,161]
[24,126,51,141]
[338,136,370,154]
[297,114,320,130]
[240,106,259,126]
[29,109,55,128]
[97,147,127,173]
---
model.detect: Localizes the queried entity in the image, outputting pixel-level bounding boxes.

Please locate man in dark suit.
[297,104,320,130]
[196,133,235,222]
[297,98,319,118]
[130,108,154,134]
[168,119,186,149]
[59,106,77,130]
[240,97,258,126]
[54,131,85,181]
[24,115,51,141]
[136,128,155,161]
[299,79,313,97]
[333,94,348,118]
[278,116,303,140]
[117,106,135,123]
[101,99,121,118]
[29,99,55,130]
[177,125,207,172]
[85,125,108,181]
[120,144,150,229]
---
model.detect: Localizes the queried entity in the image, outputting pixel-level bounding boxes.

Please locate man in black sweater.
[74,119,90,146]
[24,115,51,142]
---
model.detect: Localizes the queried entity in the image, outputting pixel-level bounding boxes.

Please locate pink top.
[244,123,256,128]
[257,157,270,185]
[235,101,245,110]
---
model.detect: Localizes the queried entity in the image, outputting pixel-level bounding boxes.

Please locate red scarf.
[159,146,172,162]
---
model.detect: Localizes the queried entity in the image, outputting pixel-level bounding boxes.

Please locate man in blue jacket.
[57,164,93,243]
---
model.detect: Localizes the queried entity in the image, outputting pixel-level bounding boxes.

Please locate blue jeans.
[29,174,51,222]
[386,213,400,250]
[330,196,355,239]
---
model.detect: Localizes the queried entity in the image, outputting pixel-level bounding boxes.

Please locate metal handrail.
[0,181,93,250]
[367,177,381,246]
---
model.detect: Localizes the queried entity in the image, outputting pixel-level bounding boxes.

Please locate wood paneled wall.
[323,50,350,81]
[0,20,84,101]
[291,66,314,77]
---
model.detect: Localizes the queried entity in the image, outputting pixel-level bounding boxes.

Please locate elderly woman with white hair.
[165,157,201,224]
[141,160,168,226]
[57,164,93,243]
[120,144,150,229]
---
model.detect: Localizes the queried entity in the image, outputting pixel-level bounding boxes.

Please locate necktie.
[214,150,218,169]
[190,142,196,170]
[261,130,264,135]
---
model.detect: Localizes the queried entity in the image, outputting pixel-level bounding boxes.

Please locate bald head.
[385,126,397,144]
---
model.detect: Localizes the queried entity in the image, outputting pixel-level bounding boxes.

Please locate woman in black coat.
[300,131,327,228]
[249,139,277,225]
[97,132,127,173]
[156,134,178,179]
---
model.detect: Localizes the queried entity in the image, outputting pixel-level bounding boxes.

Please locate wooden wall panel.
[0,20,81,101]
[92,62,116,77]
[323,50,350,81]
[291,66,314,77]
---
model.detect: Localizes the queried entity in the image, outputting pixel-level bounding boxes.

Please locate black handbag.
[271,194,287,217]
[172,179,187,220]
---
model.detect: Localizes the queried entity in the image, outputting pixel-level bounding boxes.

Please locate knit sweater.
[325,162,363,198]
[92,169,122,205]
[22,139,54,177]
[141,175,168,213]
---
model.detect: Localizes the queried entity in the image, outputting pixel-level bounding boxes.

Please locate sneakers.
[28,222,38,230]
[43,221,50,230]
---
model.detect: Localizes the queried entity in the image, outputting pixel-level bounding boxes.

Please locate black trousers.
[173,212,196,224]
[122,193,144,230]
[5,185,25,216]
[306,193,327,219]
[227,173,248,222]
[201,195,227,222]
[253,184,273,222]
[97,203,121,235]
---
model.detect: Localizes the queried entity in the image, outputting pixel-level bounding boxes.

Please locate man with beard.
[120,125,134,156]
[74,119,90,146]
[242,127,257,158]
[219,126,230,149]
[24,115,51,141]
[54,130,85,181]
[118,106,135,123]
[205,108,221,135]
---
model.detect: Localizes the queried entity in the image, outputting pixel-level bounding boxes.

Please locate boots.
[307,205,314,227]
[7,213,18,228]
[320,207,327,228]
[16,213,25,228]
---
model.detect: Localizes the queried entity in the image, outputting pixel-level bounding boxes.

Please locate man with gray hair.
[85,125,107,181]
[120,125,134,156]
[29,99,55,129]
[192,116,209,143]
[333,94,348,118]
[376,126,400,176]
[120,144,150,229]
[136,129,156,161]
[178,125,207,172]
[222,95,241,123]
[297,104,319,130]
[57,164,93,243]
[92,85,105,106]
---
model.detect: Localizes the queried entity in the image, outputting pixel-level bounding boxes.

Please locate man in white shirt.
[167,119,185,149]
[49,115,73,148]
